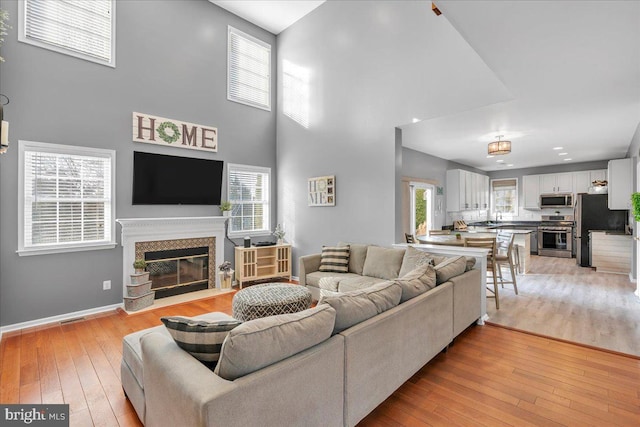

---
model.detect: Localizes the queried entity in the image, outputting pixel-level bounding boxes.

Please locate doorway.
[410,182,434,237]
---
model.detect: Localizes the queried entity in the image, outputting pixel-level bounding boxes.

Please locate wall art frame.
[308,175,335,206]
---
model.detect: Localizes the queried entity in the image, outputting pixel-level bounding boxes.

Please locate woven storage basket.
[124,291,155,312]
[127,280,152,297]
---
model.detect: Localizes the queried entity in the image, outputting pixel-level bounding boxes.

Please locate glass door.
[410,183,434,238]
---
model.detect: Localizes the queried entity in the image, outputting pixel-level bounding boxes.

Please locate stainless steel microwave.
[540,193,573,208]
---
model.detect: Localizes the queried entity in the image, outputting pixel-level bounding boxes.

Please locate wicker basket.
[130,272,150,284]
[124,291,155,312]
[127,280,152,297]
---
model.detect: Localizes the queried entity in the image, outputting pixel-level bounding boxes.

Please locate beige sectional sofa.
[121,244,483,426]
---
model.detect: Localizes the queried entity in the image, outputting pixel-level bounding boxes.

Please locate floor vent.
[60,317,86,324]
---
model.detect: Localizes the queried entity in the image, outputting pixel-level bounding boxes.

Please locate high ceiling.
[210,0,640,172]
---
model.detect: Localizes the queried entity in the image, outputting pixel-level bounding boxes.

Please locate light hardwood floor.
[2,287,640,426]
[487,255,640,356]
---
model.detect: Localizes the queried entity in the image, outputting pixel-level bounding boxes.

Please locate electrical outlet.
[103,280,111,290]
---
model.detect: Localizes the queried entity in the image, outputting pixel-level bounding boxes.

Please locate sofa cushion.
[395,264,437,303]
[319,245,350,273]
[306,272,361,288]
[318,276,341,292]
[319,281,402,334]
[361,246,405,280]
[215,305,336,381]
[338,242,369,274]
[337,275,387,293]
[398,246,435,278]
[160,316,242,365]
[434,256,467,285]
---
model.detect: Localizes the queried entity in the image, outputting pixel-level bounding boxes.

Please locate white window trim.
[227,26,271,111]
[227,163,271,239]
[18,0,116,68]
[17,140,117,256]
[490,177,519,217]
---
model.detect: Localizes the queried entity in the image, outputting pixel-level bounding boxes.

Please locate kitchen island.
[589,231,632,274]
[417,229,532,273]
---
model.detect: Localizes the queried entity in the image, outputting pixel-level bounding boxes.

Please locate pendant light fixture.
[488,135,511,155]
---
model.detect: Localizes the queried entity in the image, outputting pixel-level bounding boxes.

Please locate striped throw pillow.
[319,245,350,273]
[161,316,242,365]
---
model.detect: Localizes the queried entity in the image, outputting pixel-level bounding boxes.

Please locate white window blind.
[492,178,518,215]
[227,26,271,111]
[19,141,116,255]
[20,0,115,67]
[228,164,270,236]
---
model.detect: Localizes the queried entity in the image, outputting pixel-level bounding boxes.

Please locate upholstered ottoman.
[232,283,312,321]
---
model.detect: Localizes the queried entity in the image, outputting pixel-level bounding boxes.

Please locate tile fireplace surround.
[116,217,227,300]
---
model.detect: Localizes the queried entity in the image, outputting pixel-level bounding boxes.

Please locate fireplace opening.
[145,246,209,299]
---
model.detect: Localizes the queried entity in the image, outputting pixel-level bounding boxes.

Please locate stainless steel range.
[538,215,574,258]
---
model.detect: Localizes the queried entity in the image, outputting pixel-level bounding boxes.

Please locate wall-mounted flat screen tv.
[132,151,223,205]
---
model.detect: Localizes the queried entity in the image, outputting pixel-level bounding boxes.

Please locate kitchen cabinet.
[522,175,541,209]
[573,169,607,194]
[608,158,632,210]
[446,169,489,212]
[590,232,631,274]
[540,172,573,194]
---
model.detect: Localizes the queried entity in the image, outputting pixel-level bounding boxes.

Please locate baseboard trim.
[485,321,640,360]
[0,303,123,340]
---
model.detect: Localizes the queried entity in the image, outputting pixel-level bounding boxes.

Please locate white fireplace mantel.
[116,216,228,298]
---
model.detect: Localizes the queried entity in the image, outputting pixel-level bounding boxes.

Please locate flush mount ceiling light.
[488,135,511,155]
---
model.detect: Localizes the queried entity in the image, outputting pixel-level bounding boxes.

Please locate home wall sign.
[308,175,335,206]
[132,112,217,152]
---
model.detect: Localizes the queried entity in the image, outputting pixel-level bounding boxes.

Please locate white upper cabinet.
[608,158,632,210]
[573,169,607,194]
[540,172,572,193]
[446,169,489,212]
[522,175,541,209]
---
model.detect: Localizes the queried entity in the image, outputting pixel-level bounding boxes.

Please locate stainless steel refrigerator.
[575,193,627,266]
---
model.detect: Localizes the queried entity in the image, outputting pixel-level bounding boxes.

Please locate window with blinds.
[227,164,270,236]
[19,0,115,67]
[491,178,518,215]
[227,26,271,111]
[18,141,116,256]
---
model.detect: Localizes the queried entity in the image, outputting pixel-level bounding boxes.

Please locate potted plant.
[632,193,640,222]
[220,201,232,217]
[273,224,286,245]
[133,259,147,274]
[218,261,234,289]
[455,233,462,240]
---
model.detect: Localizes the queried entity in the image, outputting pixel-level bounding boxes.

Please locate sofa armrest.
[449,268,482,337]
[298,253,322,286]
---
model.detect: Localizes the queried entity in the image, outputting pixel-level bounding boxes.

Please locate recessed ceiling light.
[507,164,514,167]
[558,152,568,156]
[563,158,572,161]
[553,147,563,150]
[412,118,421,123]
[486,155,494,158]
[496,159,505,163]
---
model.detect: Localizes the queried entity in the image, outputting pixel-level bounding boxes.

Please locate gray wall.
[276,2,398,273]
[0,0,276,326]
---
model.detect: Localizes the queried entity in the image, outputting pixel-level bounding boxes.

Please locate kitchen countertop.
[589,230,632,236]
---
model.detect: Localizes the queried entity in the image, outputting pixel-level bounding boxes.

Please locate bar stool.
[464,236,500,309]
[496,231,519,295]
